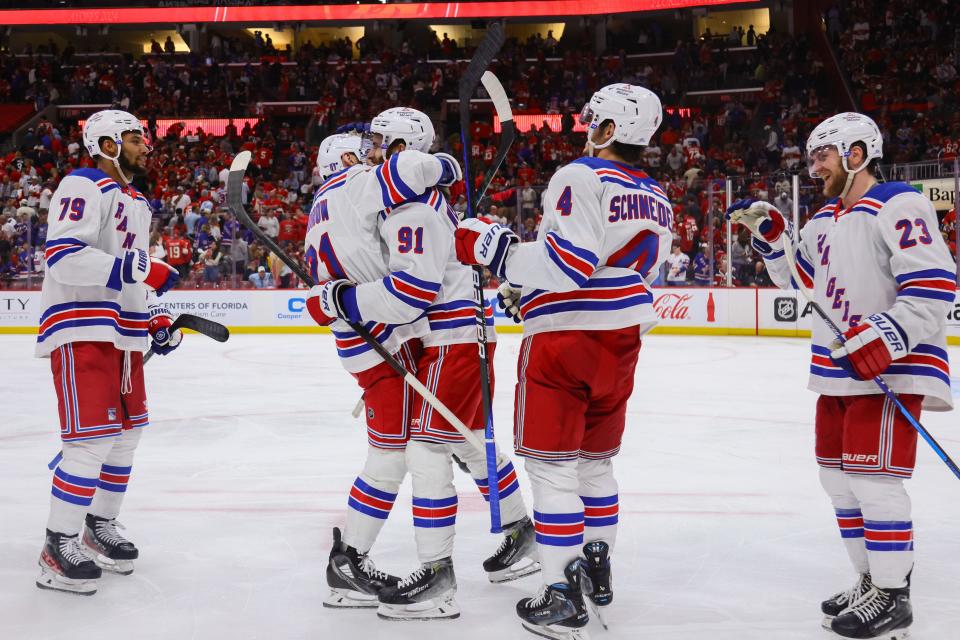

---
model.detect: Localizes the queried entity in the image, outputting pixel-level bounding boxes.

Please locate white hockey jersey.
[36,168,155,357]
[503,156,674,336]
[305,151,493,373]
[757,182,956,410]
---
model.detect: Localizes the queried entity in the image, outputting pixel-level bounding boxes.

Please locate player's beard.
[119,149,147,177]
[820,167,846,199]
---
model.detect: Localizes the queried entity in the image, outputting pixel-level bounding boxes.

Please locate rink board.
[2,288,959,343]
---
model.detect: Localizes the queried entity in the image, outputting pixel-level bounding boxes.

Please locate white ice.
[1,333,959,640]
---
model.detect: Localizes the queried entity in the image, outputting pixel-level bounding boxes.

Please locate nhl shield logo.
[107,408,117,421]
[367,407,375,420]
[774,297,798,322]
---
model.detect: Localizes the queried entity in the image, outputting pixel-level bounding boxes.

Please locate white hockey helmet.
[579,84,663,155]
[82,109,147,159]
[370,107,435,153]
[316,133,366,179]
[806,112,883,198]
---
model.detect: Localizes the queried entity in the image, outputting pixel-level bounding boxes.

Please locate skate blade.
[821,614,835,630]
[36,566,97,596]
[488,558,542,584]
[520,620,591,640]
[89,553,134,576]
[323,588,379,609]
[586,599,609,631]
[377,596,460,621]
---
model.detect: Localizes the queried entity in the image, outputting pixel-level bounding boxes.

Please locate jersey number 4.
[58,197,85,222]
[555,186,573,216]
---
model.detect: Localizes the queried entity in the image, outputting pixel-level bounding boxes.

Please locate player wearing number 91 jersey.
[455,83,673,637]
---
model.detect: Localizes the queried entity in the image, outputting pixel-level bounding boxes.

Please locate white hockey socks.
[343,447,406,553]
[408,440,458,563]
[451,440,527,526]
[848,475,914,589]
[89,428,142,521]
[526,458,583,586]
[48,437,113,535]
[819,467,870,574]
[578,458,619,551]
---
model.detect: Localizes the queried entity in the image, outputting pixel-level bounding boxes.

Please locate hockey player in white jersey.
[455,84,674,638]
[36,109,181,595]
[354,108,536,621]
[727,112,955,640]
[304,122,533,616]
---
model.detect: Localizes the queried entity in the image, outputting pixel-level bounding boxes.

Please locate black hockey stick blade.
[458,22,505,104]
[171,313,229,342]
[227,151,315,286]
[144,313,229,363]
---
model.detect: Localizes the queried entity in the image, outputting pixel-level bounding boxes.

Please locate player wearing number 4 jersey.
[304,114,533,618]
[728,112,955,640]
[457,83,673,639]
[35,110,182,596]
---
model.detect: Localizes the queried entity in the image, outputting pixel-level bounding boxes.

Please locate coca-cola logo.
[653,293,691,320]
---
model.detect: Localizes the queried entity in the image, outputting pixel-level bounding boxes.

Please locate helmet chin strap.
[103,143,133,186]
[838,154,868,201]
[586,127,616,158]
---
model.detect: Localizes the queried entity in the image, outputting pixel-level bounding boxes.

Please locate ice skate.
[821,573,873,628]
[36,529,101,596]
[324,527,400,608]
[377,557,460,620]
[579,541,611,630]
[483,516,541,583]
[83,514,138,575]
[517,559,591,640]
[830,585,912,639]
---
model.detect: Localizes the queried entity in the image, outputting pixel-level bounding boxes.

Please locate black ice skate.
[483,516,541,583]
[83,514,139,575]
[821,573,873,628]
[516,559,591,640]
[36,529,102,596]
[324,527,400,608]
[579,541,612,630]
[830,585,912,640]
[377,557,459,620]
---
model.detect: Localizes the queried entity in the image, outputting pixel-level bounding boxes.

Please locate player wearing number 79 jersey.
[456,84,673,638]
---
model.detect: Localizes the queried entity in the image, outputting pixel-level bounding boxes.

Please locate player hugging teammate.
[727,112,955,640]
[36,110,182,595]
[456,84,675,639]
[302,108,538,620]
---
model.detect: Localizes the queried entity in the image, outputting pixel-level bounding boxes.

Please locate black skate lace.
[95,519,130,546]
[358,555,390,581]
[59,535,94,565]
[398,566,428,589]
[849,586,890,623]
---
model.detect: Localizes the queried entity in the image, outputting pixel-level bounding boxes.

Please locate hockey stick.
[143,313,230,363]
[459,21,509,534]
[781,231,960,480]
[349,71,517,424]
[226,151,495,458]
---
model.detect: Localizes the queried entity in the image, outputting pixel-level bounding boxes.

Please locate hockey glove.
[434,153,463,187]
[148,307,183,356]
[455,218,518,280]
[829,314,908,381]
[497,282,523,323]
[725,199,786,244]
[119,249,179,296]
[305,279,359,326]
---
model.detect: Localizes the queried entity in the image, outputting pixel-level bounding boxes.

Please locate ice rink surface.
[1,333,959,640]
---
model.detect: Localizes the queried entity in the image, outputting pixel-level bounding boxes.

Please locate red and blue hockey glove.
[148,307,183,356]
[829,314,908,380]
[119,249,179,296]
[725,199,786,244]
[434,153,463,187]
[455,218,518,280]
[496,282,522,323]
[305,279,359,326]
